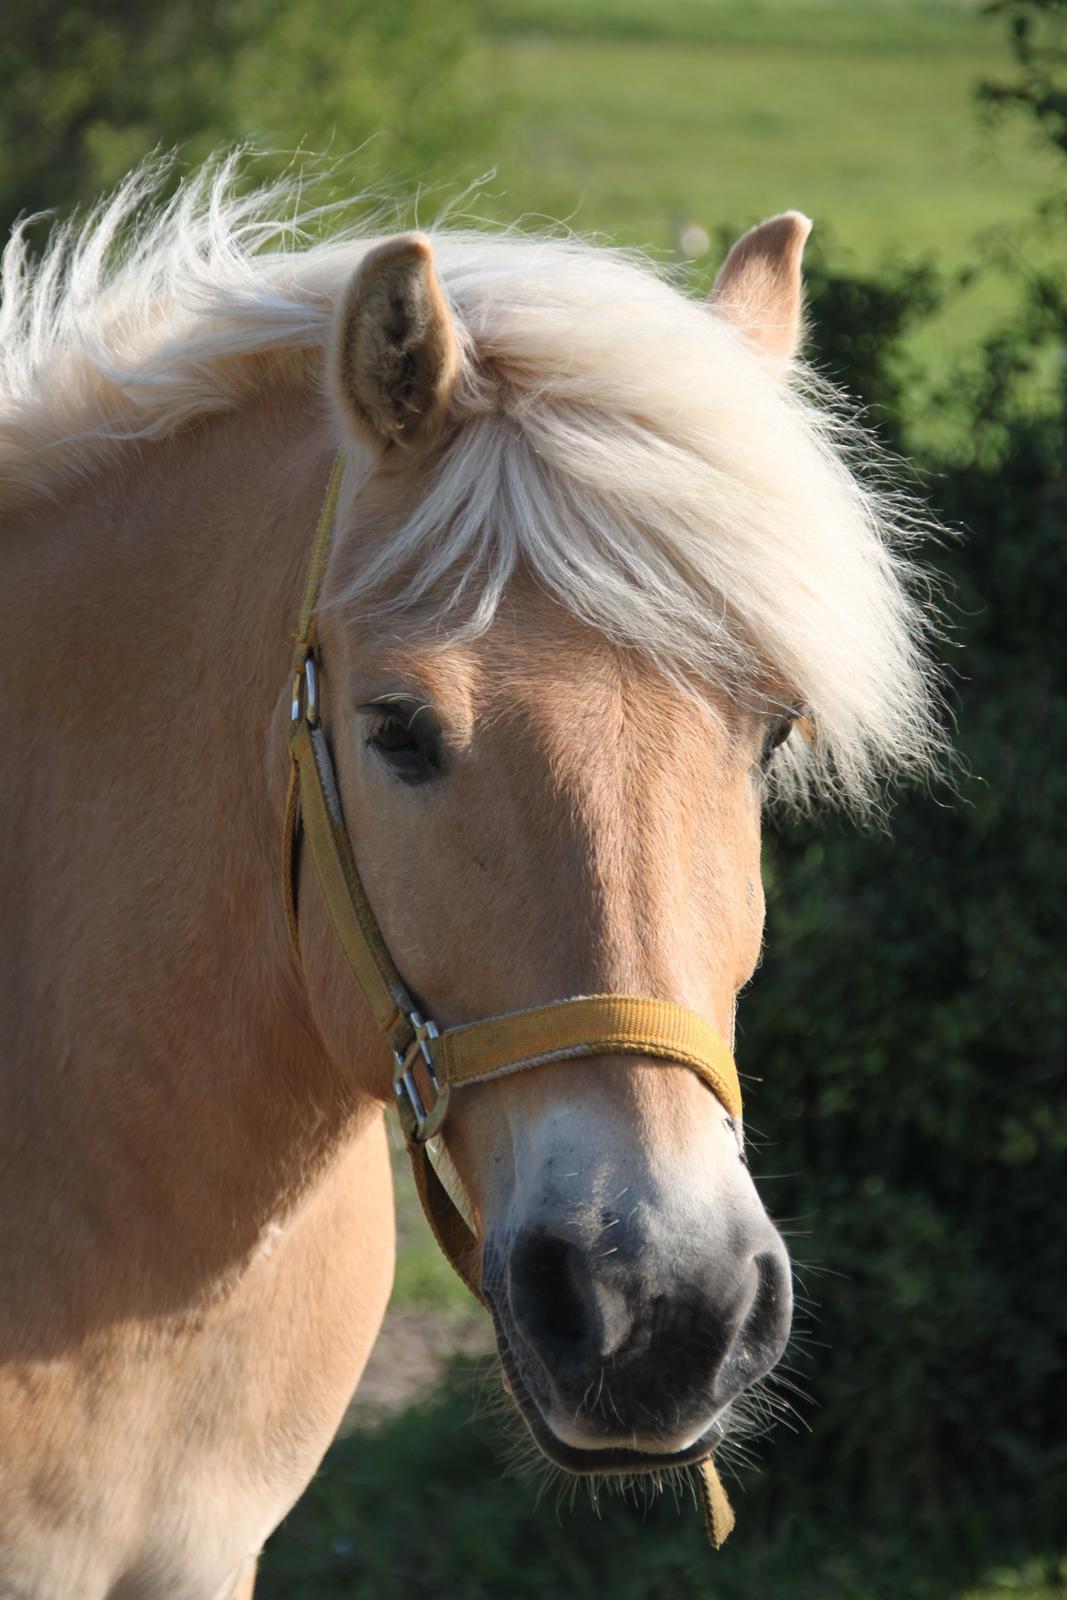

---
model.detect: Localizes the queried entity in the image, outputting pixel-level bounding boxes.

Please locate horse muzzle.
[483,1209,793,1471]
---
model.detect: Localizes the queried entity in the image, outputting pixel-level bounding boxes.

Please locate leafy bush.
[0,0,498,242]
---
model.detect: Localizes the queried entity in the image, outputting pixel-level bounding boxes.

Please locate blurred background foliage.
[3,1,1065,1596]
[0,0,497,230]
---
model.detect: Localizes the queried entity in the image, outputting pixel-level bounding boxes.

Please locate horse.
[0,158,941,1598]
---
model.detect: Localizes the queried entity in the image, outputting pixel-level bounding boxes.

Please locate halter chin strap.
[283,452,739,1548]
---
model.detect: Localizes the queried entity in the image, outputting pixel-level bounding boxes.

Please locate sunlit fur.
[0,153,943,807]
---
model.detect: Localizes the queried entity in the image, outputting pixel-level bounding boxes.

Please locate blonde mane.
[0,154,944,806]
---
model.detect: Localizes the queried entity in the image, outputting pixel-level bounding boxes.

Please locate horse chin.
[488,1298,728,1477]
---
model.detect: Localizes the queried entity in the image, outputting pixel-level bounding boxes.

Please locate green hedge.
[738,181,1067,1543]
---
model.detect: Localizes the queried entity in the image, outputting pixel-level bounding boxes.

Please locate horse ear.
[329,233,460,452]
[709,212,812,365]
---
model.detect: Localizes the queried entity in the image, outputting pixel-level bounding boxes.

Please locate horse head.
[289,215,933,1476]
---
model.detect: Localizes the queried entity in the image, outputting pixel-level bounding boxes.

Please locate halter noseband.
[282,453,740,1545]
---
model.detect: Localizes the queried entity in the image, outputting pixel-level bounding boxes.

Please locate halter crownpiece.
[282,451,741,1547]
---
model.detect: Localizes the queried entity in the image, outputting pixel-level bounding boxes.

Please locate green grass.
[487,25,1053,262]
[466,0,1060,389]
[484,0,989,49]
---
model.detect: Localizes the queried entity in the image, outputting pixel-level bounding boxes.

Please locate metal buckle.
[393,1012,449,1142]
[290,653,319,725]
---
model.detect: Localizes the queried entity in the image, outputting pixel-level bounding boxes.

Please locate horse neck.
[2,376,380,1307]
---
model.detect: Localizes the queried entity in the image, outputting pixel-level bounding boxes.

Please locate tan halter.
[283,453,739,1546]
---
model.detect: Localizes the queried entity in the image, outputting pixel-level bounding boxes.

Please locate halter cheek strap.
[283,452,739,1548]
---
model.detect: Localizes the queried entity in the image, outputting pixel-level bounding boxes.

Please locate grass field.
[467,0,1062,404]
[482,0,1058,264]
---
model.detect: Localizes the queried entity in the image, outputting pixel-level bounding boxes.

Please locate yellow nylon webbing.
[435,995,742,1121]
[291,719,415,1056]
[699,1458,737,1548]
[293,452,347,669]
[407,1140,486,1306]
[283,451,349,961]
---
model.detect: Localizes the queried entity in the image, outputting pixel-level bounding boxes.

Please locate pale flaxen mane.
[0,153,944,806]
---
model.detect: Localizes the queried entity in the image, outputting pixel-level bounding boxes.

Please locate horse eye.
[760,713,795,770]
[362,705,444,785]
[370,716,419,757]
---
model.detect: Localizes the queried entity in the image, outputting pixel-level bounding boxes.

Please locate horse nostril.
[716,1245,793,1402]
[508,1228,598,1371]
[502,1219,793,1442]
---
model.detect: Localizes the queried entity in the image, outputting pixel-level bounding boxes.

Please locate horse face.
[315,587,791,1472]
[300,225,811,1473]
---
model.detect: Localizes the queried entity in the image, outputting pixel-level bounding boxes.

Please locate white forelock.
[0,154,945,807]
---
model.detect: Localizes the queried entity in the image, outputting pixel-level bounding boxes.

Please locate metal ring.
[393,1013,449,1141]
[290,654,320,726]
